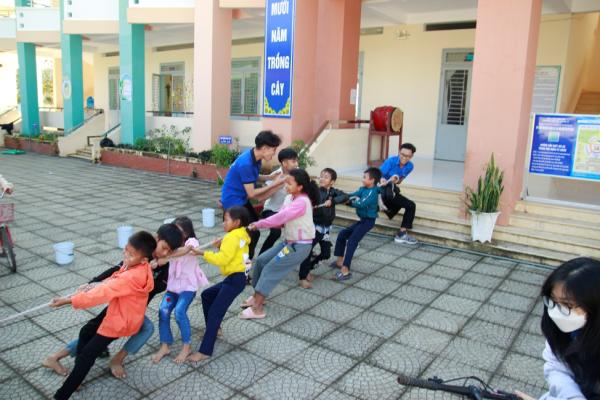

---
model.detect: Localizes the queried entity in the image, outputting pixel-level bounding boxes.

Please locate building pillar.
[119,0,145,145]
[193,0,232,152]
[60,0,84,131]
[15,0,39,136]
[463,0,543,226]
[312,0,362,132]
[262,0,319,148]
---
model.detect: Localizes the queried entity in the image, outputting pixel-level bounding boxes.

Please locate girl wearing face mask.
[516,257,600,400]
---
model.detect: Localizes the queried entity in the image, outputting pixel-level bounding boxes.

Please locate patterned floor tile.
[319,327,382,359]
[367,341,435,375]
[391,284,440,305]
[347,310,406,338]
[393,324,454,355]
[332,286,385,308]
[307,299,364,324]
[277,313,340,343]
[412,308,468,334]
[459,318,518,348]
[284,345,357,385]
[334,362,401,400]
[242,331,311,364]
[439,337,507,372]
[243,367,328,400]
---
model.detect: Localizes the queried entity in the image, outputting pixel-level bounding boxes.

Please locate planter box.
[4,136,58,156]
[469,210,501,243]
[101,147,229,182]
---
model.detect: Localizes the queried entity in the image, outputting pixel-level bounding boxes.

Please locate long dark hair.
[174,216,197,242]
[288,169,320,206]
[540,257,600,396]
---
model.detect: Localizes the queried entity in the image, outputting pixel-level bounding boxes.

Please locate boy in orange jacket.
[50,231,157,400]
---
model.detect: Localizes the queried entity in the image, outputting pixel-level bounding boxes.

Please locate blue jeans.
[334,217,376,269]
[158,291,196,345]
[65,315,155,357]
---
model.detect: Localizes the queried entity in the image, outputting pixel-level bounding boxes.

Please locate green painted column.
[17,42,39,137]
[59,0,84,131]
[119,0,145,145]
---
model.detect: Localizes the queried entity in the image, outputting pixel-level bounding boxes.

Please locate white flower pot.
[469,210,501,243]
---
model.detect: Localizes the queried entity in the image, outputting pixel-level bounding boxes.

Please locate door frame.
[434,48,474,161]
[157,62,185,114]
[356,51,364,119]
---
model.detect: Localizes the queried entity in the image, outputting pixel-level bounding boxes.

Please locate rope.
[0,236,225,325]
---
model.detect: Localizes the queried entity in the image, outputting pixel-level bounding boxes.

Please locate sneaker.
[99,349,110,359]
[395,231,418,244]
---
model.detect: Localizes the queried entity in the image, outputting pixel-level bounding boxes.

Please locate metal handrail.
[63,109,104,137]
[87,123,120,146]
[146,110,194,117]
[0,106,17,119]
[230,113,262,120]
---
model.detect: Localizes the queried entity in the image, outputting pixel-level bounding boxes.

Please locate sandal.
[330,271,352,280]
[240,296,255,308]
[238,307,266,319]
[329,261,341,269]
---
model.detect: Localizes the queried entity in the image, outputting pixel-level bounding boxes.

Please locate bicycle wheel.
[0,226,16,272]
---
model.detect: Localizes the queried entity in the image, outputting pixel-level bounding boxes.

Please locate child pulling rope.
[0,235,226,325]
[346,174,400,212]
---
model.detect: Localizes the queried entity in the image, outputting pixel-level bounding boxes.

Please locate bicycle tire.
[0,226,16,272]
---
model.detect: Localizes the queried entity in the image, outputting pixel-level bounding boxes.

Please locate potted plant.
[464,153,504,243]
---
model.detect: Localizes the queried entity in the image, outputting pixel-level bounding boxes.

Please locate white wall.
[145,115,193,147]
[65,0,118,20]
[0,17,16,38]
[16,7,60,31]
[40,111,64,129]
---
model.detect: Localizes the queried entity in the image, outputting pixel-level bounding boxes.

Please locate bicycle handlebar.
[398,375,522,400]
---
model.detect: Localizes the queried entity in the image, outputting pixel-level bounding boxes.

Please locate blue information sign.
[263,0,295,118]
[219,136,232,145]
[529,114,600,181]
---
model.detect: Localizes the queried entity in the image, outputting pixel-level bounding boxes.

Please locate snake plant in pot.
[464,153,505,243]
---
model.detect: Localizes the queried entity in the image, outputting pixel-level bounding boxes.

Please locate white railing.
[65,0,119,21]
[129,0,194,7]
[0,18,16,38]
[16,7,60,31]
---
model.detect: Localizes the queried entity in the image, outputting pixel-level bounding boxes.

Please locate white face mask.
[548,305,587,333]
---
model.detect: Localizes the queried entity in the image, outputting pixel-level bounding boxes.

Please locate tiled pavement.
[0,151,553,399]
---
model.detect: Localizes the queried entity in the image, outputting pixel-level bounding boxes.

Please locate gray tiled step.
[68,153,92,161]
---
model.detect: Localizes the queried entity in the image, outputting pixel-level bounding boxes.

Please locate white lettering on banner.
[271,0,289,16]
[271,27,288,43]
[271,81,285,96]
[267,53,290,70]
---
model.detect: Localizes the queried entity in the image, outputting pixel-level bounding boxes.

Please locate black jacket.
[313,186,350,227]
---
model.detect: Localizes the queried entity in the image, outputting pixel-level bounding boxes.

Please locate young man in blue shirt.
[221,130,286,259]
[379,143,418,244]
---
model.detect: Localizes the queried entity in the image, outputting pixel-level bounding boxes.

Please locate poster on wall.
[529,113,600,181]
[120,73,132,102]
[62,76,72,100]
[531,66,561,115]
[263,0,295,118]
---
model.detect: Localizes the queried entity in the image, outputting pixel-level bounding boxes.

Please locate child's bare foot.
[61,378,81,391]
[174,344,193,364]
[42,357,69,376]
[186,352,210,362]
[307,273,314,282]
[151,344,171,363]
[108,358,126,379]
[199,328,222,338]
[298,279,313,289]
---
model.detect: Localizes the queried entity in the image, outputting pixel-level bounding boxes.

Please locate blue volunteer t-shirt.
[380,156,413,181]
[221,148,262,209]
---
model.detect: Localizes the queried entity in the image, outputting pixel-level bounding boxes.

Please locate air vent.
[425,21,476,31]
[105,51,119,57]
[156,43,194,52]
[232,37,264,46]
[108,67,119,76]
[232,59,259,69]
[360,27,383,36]
[160,63,184,72]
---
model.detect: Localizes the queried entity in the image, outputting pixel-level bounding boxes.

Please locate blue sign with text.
[219,136,232,145]
[529,114,600,181]
[263,0,295,118]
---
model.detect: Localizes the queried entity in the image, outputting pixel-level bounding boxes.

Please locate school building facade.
[0,0,599,264]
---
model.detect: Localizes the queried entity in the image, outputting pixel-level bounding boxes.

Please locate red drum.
[373,106,403,132]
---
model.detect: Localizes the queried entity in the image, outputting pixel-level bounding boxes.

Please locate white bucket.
[117,226,133,249]
[54,242,74,265]
[164,218,176,224]
[202,208,215,228]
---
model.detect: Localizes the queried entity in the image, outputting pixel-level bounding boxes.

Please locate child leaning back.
[186,206,252,362]
[151,217,209,364]
[330,167,382,280]
[49,231,157,400]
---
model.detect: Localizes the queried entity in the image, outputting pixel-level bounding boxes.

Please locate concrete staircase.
[333,175,600,267]
[574,91,600,115]
[68,146,93,161]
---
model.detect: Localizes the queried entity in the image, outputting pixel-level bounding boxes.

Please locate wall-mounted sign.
[531,66,561,115]
[529,113,600,181]
[263,0,296,118]
[120,73,133,102]
[62,76,72,100]
[219,136,232,145]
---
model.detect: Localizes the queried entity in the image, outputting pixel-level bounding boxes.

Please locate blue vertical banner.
[263,0,295,118]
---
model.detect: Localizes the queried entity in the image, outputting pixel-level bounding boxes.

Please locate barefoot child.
[152,217,209,363]
[330,167,382,280]
[298,167,349,289]
[239,169,320,319]
[50,231,156,400]
[41,223,183,379]
[186,206,252,362]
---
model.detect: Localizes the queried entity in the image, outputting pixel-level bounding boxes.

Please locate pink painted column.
[312,0,361,132]
[262,0,319,148]
[462,0,543,226]
[193,0,232,151]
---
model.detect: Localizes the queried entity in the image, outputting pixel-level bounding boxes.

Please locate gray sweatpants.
[253,241,312,297]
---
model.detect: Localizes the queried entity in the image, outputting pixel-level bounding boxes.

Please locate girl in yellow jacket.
[186,206,251,362]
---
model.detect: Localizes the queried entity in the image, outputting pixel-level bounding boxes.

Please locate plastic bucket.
[54,242,74,265]
[164,218,176,224]
[117,226,133,249]
[202,208,215,228]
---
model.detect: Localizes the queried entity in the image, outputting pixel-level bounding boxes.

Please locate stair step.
[579,92,600,100]
[574,104,600,112]
[577,98,600,105]
[68,153,92,161]
[76,149,92,155]
[515,200,600,224]
[334,211,578,267]
[509,211,600,239]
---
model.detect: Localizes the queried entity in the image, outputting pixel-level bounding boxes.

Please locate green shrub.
[287,139,316,170]
[464,153,505,214]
